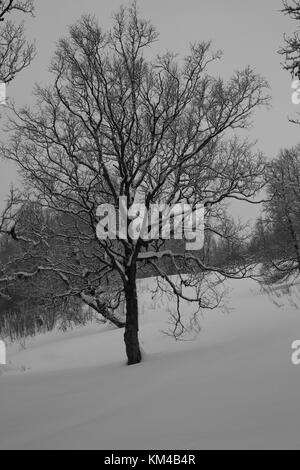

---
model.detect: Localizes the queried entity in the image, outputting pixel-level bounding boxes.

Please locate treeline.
[0,205,107,340]
[249,146,300,284]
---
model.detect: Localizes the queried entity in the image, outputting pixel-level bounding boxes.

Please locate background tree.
[280,0,300,79]
[258,146,300,284]
[0,0,35,84]
[0,0,35,308]
[0,202,107,341]
[280,0,300,123]
[2,4,269,365]
[255,1,300,287]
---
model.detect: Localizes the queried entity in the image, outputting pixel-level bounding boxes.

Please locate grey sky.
[1,0,299,221]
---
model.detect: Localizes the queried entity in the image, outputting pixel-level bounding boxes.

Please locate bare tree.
[280,0,300,77]
[2,4,269,365]
[0,0,35,305]
[0,0,35,84]
[280,1,300,123]
[259,146,300,284]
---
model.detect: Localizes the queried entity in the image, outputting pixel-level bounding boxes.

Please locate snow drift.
[0,276,300,450]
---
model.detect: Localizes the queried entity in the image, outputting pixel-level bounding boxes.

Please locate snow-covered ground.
[0,277,300,450]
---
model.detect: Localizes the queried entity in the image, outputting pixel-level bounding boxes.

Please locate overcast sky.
[1,0,299,221]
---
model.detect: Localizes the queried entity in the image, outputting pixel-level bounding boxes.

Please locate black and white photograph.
[0,0,300,452]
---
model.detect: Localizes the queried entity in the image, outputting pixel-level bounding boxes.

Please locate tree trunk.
[124,267,142,365]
